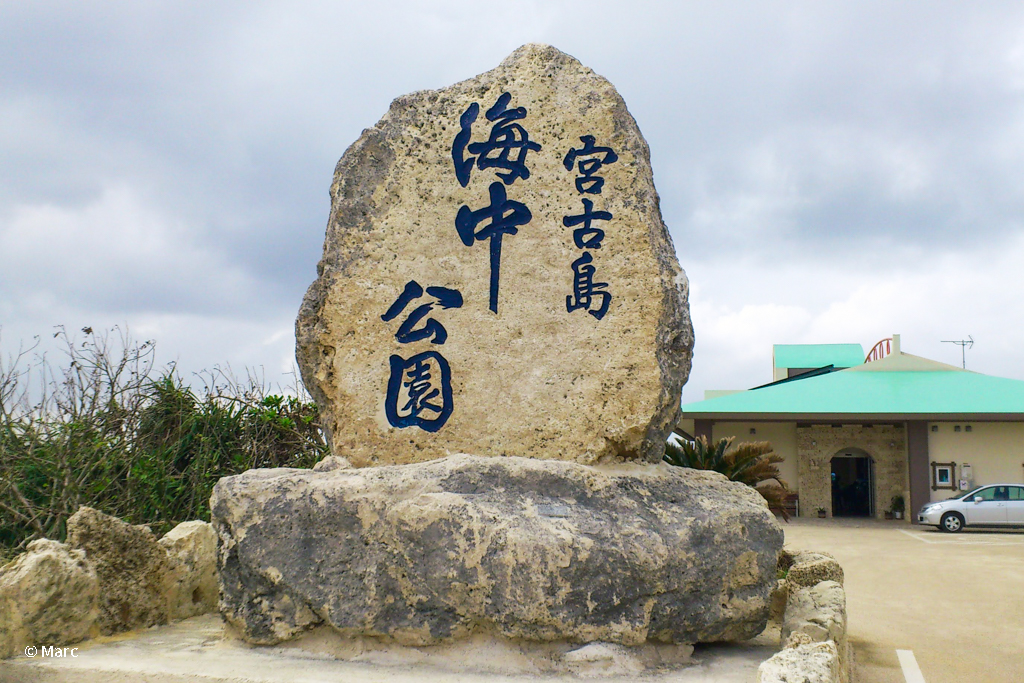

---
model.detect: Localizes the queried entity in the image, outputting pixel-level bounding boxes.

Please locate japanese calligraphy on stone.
[452,92,541,313]
[564,135,618,320]
[381,281,463,432]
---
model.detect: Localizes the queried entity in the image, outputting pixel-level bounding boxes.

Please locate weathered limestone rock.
[66,507,178,635]
[778,547,795,571]
[296,43,692,468]
[782,580,846,646]
[561,642,645,678]
[311,455,351,472]
[782,634,815,651]
[786,550,844,588]
[0,540,99,659]
[213,455,782,646]
[782,630,815,649]
[160,521,218,620]
[757,641,840,683]
[769,578,788,623]
[783,581,849,683]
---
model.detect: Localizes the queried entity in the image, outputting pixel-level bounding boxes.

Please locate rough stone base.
[212,454,784,647]
[0,614,778,683]
[270,623,696,678]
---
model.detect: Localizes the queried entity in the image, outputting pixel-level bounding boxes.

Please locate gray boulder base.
[295,43,692,468]
[212,454,783,647]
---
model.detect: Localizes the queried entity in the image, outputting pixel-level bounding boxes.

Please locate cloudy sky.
[3,1,1024,402]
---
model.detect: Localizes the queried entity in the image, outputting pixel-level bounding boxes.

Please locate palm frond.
[664,435,792,522]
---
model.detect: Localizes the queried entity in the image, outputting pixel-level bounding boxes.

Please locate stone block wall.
[760,549,851,683]
[796,424,907,518]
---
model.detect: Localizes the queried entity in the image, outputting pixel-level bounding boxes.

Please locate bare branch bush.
[0,326,326,558]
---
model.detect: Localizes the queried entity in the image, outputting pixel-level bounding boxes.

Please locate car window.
[994,486,1010,501]
[959,487,984,501]
[973,487,997,501]
[1010,486,1024,501]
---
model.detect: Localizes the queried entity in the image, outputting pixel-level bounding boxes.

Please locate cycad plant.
[664,436,791,520]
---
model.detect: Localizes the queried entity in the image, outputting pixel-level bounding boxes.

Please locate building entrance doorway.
[831,449,874,517]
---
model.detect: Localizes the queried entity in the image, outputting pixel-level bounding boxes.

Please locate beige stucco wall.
[676,418,695,437]
[795,424,907,519]
[927,422,1024,502]
[711,422,798,492]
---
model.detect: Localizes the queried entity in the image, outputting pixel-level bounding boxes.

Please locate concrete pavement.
[783,518,1024,683]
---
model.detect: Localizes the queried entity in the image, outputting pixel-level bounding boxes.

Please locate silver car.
[917,484,1024,532]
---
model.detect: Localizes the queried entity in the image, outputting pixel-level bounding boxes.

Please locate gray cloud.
[3,1,1024,399]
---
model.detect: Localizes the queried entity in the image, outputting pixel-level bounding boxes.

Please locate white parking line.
[899,529,1024,546]
[900,530,936,543]
[897,649,926,683]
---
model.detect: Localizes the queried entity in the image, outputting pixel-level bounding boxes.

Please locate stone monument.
[295,43,692,467]
[214,44,782,659]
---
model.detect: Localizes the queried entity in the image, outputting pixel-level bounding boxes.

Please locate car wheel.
[940,512,965,533]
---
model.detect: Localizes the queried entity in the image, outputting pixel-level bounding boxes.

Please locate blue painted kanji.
[452,92,541,188]
[384,351,453,432]
[562,198,612,250]
[381,281,463,431]
[566,251,611,320]
[381,280,463,344]
[563,135,618,194]
[455,182,532,313]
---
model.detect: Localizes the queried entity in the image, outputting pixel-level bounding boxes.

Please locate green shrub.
[0,326,327,555]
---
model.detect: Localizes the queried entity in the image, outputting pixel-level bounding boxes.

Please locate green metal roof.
[773,344,864,369]
[682,368,1024,420]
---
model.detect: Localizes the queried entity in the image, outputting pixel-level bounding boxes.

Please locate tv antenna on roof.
[942,336,974,369]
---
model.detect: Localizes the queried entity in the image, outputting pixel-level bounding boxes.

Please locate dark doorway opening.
[831,451,874,517]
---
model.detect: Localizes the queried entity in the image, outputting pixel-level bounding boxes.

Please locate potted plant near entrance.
[890,495,905,520]
[816,506,827,518]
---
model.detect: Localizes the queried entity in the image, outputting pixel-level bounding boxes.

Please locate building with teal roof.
[771,343,865,381]
[679,335,1024,521]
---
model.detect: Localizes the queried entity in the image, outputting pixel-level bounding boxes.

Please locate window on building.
[931,462,957,491]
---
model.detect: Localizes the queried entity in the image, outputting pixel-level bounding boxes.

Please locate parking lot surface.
[784,518,1024,683]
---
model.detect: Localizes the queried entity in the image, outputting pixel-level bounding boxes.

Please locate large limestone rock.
[160,521,219,620]
[212,454,782,647]
[296,43,692,467]
[0,540,99,659]
[66,507,178,635]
